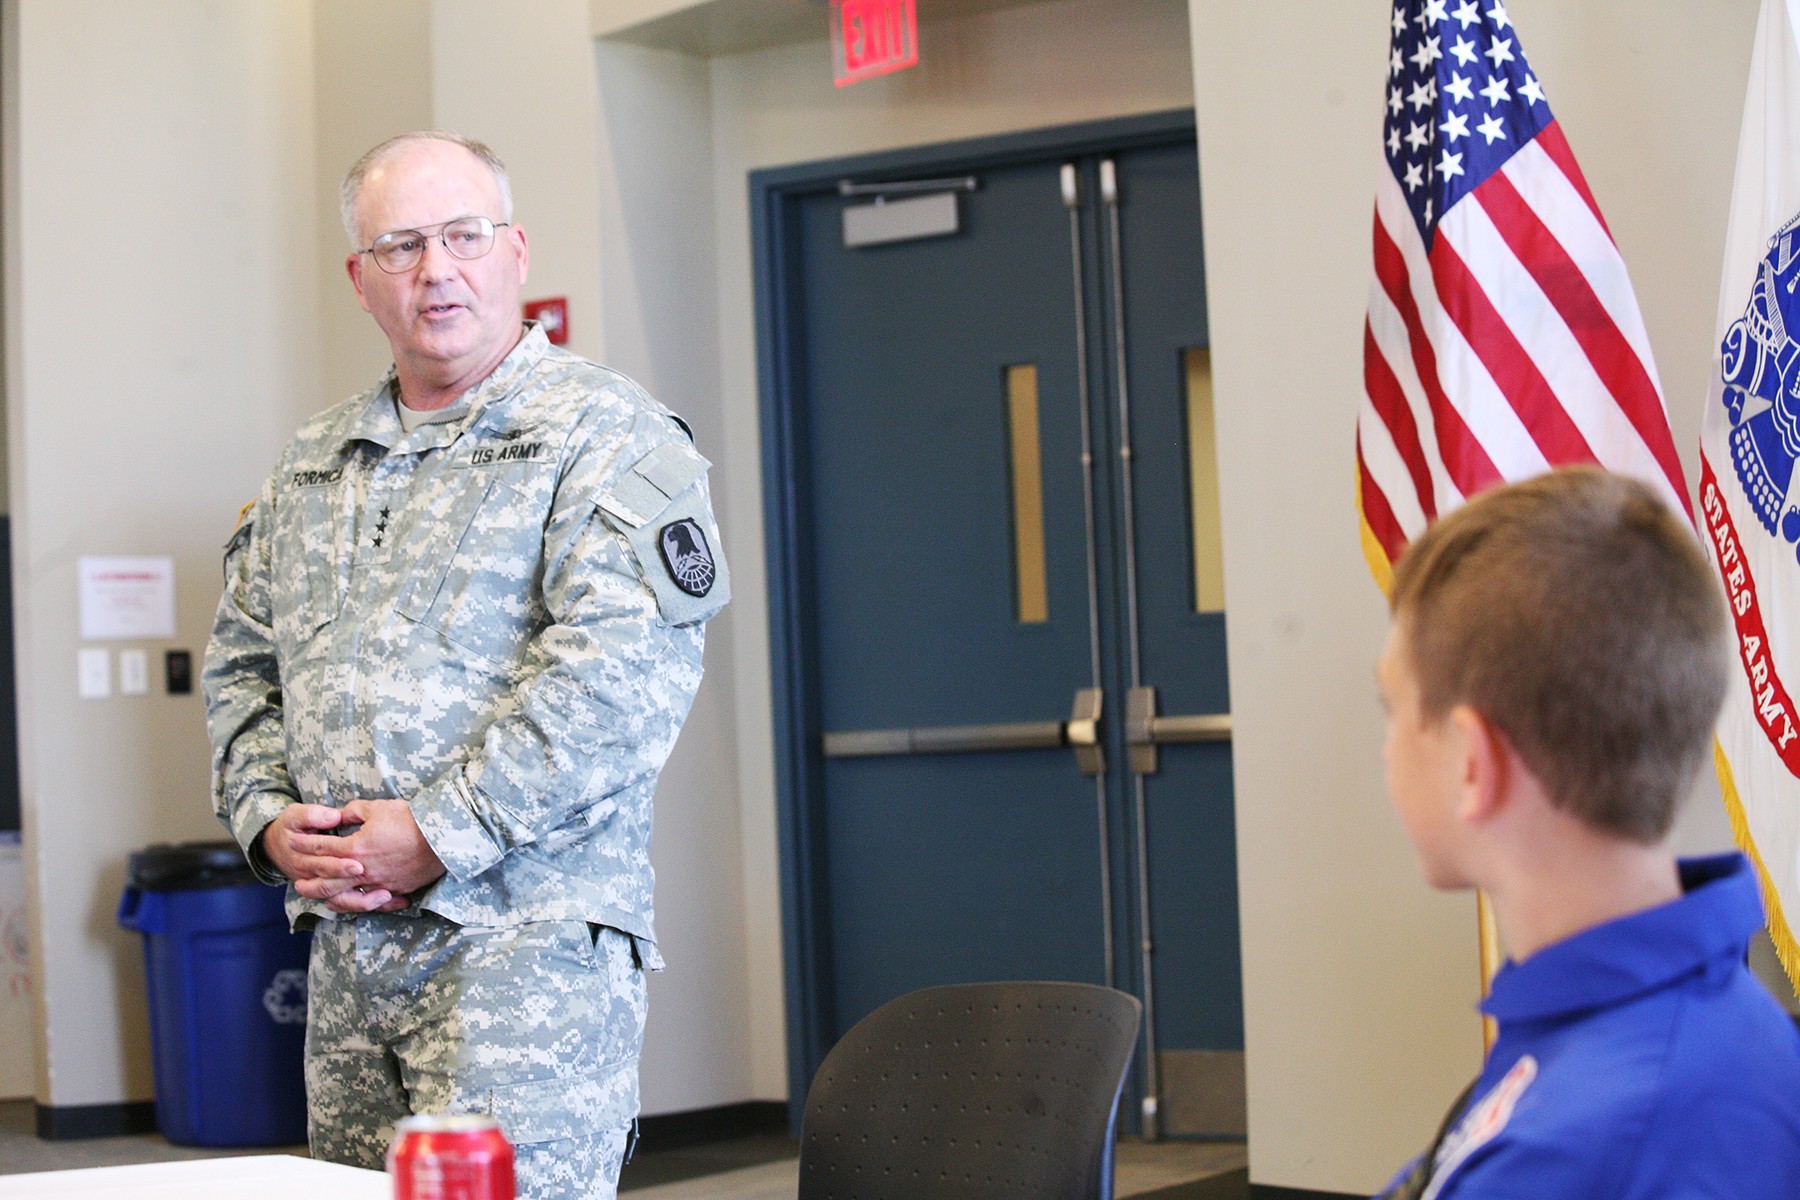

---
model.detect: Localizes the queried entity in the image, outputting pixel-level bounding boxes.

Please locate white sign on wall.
[78,556,175,640]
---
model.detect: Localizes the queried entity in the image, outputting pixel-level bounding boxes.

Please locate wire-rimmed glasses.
[358,216,511,274]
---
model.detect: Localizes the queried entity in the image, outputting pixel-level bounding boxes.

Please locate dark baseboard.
[635,1100,789,1152]
[35,1100,157,1140]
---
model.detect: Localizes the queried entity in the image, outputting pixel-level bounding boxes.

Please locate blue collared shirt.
[1395,853,1800,1199]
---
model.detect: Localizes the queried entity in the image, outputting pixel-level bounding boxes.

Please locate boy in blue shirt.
[1376,467,1800,1199]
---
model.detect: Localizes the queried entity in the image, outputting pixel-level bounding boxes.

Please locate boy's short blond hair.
[1389,467,1728,842]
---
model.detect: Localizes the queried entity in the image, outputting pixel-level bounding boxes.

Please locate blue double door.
[768,117,1241,1135]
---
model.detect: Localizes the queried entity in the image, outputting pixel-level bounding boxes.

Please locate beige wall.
[312,0,432,408]
[6,0,322,1105]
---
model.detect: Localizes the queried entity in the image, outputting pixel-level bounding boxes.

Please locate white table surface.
[0,1155,389,1199]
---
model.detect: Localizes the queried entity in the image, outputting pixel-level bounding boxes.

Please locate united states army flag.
[1699,0,1800,990]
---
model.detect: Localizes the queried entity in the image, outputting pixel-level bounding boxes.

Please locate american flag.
[1357,0,1691,580]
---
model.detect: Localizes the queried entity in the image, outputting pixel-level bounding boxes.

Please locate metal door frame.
[750,109,1198,1125]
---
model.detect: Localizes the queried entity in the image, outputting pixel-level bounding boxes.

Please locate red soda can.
[387,1113,515,1200]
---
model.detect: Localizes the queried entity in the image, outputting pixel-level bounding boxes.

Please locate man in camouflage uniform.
[202,131,727,1199]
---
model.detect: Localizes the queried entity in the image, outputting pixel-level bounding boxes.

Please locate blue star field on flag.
[1385,0,1552,245]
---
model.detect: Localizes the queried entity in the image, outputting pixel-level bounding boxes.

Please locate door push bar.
[1125,686,1232,776]
[821,688,1107,777]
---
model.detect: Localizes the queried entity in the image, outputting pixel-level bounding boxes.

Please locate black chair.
[798,981,1144,1200]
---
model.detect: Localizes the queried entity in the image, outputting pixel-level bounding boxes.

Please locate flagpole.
[1476,892,1500,1049]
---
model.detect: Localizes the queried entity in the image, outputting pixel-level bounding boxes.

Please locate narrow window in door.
[1005,363,1049,623]
[1184,347,1226,613]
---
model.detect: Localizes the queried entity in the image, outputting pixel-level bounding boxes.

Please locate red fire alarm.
[524,297,569,345]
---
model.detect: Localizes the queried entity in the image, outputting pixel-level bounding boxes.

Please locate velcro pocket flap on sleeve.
[594,442,710,529]
[486,1061,638,1145]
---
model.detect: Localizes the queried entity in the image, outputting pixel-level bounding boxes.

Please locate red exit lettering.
[832,0,918,87]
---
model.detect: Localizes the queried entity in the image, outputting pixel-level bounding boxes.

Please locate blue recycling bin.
[117,840,311,1147]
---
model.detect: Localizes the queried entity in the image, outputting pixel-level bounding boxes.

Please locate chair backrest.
[798,981,1143,1200]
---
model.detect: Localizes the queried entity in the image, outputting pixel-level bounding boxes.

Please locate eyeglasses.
[358,216,510,274]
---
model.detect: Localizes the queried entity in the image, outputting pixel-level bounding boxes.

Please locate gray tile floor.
[0,1100,1247,1196]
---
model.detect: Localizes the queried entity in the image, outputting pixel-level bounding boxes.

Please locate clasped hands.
[260,799,447,913]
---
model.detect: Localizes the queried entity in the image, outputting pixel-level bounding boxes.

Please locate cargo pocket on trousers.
[486,1061,638,1146]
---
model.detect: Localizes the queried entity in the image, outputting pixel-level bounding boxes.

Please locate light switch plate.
[78,648,110,699]
[119,649,149,696]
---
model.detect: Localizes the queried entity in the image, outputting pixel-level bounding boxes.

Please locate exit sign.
[831,0,918,87]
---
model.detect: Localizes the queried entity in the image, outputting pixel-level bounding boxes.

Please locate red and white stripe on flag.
[1357,0,1690,592]
[1699,0,1800,991]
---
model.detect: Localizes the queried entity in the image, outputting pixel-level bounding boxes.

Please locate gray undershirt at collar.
[394,390,470,434]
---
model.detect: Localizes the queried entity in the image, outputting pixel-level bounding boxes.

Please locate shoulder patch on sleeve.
[222,508,255,582]
[1424,1055,1538,1200]
[592,441,728,626]
[657,518,717,597]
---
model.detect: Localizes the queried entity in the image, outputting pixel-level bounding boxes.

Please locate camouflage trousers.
[304,912,646,1200]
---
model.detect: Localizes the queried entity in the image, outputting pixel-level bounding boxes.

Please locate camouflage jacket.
[203,325,727,952]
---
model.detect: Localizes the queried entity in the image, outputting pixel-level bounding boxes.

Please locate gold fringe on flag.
[1356,467,1396,597]
[1714,739,1800,994]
